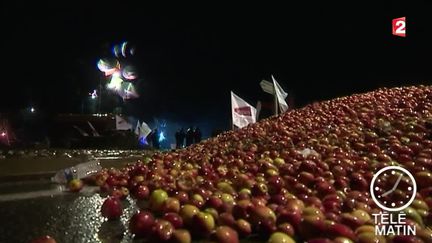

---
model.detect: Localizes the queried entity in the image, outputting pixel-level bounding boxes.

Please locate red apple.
[212,226,239,243]
[131,185,150,200]
[30,235,57,243]
[129,211,155,237]
[101,197,122,220]
[151,219,174,241]
[235,219,252,237]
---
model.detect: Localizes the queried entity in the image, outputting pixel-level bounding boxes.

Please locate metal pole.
[98,76,102,114]
[274,89,278,116]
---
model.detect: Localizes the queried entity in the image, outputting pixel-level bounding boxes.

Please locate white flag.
[115,115,132,130]
[139,122,152,140]
[231,91,257,128]
[134,120,141,135]
[272,75,289,113]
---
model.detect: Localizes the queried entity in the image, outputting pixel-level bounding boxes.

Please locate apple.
[150,189,169,212]
[174,191,189,204]
[392,236,424,243]
[30,235,57,243]
[190,193,205,208]
[152,219,174,241]
[129,211,155,237]
[95,173,108,186]
[161,197,181,213]
[191,211,215,236]
[110,186,129,200]
[267,232,295,243]
[204,208,219,222]
[250,205,276,225]
[333,237,354,243]
[217,181,236,194]
[101,197,123,220]
[179,204,199,225]
[163,212,183,229]
[218,212,236,227]
[298,215,326,240]
[327,223,356,240]
[206,196,224,210]
[171,229,191,243]
[68,179,84,192]
[131,185,150,200]
[267,175,285,194]
[354,225,375,235]
[256,217,277,236]
[232,199,252,219]
[212,226,239,243]
[235,219,252,237]
[277,209,302,231]
[357,232,386,243]
[307,239,333,243]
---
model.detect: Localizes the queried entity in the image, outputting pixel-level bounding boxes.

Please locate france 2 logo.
[392,17,406,37]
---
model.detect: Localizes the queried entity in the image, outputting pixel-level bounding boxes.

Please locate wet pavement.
[0,150,150,243]
[0,188,140,243]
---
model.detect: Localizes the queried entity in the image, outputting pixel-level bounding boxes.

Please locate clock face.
[370,166,417,212]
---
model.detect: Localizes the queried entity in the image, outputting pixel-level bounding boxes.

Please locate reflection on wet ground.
[0,192,140,243]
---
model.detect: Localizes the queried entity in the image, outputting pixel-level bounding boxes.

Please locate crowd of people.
[175,127,201,148]
[147,128,160,149]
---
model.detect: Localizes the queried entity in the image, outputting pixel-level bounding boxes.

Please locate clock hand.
[380,173,404,197]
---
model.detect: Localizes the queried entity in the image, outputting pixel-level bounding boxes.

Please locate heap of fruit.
[93,86,432,242]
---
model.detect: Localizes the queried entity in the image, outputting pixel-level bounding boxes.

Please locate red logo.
[234,106,252,116]
[392,17,406,37]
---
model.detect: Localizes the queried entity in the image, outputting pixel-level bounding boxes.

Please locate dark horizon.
[2,4,432,130]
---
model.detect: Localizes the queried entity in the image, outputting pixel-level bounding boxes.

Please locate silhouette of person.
[175,128,186,148]
[185,127,194,147]
[152,128,160,149]
[193,127,202,143]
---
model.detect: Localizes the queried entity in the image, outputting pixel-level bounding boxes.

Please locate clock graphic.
[370,166,417,212]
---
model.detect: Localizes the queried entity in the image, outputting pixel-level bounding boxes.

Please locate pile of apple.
[92,86,432,242]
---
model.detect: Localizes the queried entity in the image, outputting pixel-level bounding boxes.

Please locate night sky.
[2,3,432,131]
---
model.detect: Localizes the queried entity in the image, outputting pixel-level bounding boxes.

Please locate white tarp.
[231,91,257,128]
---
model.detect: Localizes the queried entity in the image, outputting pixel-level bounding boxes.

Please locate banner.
[272,75,289,113]
[139,122,152,140]
[231,91,257,128]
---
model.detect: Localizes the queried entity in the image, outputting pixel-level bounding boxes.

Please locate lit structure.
[97,41,139,100]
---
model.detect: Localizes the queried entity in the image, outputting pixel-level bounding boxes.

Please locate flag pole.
[274,89,278,116]
[231,108,235,131]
